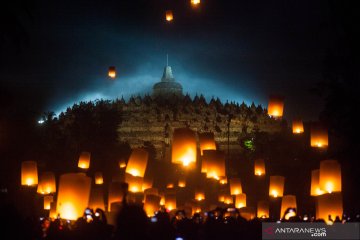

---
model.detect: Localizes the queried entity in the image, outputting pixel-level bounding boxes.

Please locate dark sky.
[1,0,342,120]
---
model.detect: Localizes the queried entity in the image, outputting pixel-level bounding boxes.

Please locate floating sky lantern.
[311,169,325,196]
[167,182,174,189]
[165,193,177,211]
[198,132,216,156]
[44,195,53,210]
[21,161,38,186]
[119,160,126,169]
[142,177,153,191]
[223,194,233,205]
[203,150,226,180]
[292,119,304,134]
[310,124,328,148]
[108,182,127,212]
[88,187,105,211]
[160,193,165,206]
[269,176,285,198]
[108,66,116,79]
[78,152,90,170]
[191,0,201,7]
[267,95,284,118]
[316,193,343,224]
[144,188,159,197]
[219,176,227,185]
[125,173,143,193]
[56,173,91,220]
[257,201,269,218]
[195,189,205,201]
[235,193,246,209]
[165,10,173,22]
[94,172,104,185]
[125,148,148,177]
[254,158,266,176]
[178,176,186,188]
[230,178,242,195]
[49,202,57,219]
[280,195,297,220]
[172,128,197,167]
[144,194,161,217]
[37,171,56,194]
[319,160,341,194]
[239,207,256,221]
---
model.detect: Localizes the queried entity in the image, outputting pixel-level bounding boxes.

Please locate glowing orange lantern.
[144,194,161,217]
[94,172,104,185]
[269,176,285,198]
[167,182,174,189]
[160,193,165,206]
[78,152,90,169]
[125,148,148,177]
[311,169,325,196]
[257,201,269,218]
[310,124,328,148]
[172,128,197,167]
[88,187,105,211]
[142,177,153,191]
[280,195,297,220]
[56,173,91,220]
[191,0,201,7]
[119,160,126,168]
[125,173,143,193]
[292,119,304,134]
[178,176,186,188]
[144,188,158,197]
[203,150,225,180]
[219,176,227,185]
[44,195,53,210]
[235,193,246,209]
[37,171,56,194]
[165,193,177,211]
[21,161,38,186]
[108,182,127,212]
[319,160,341,193]
[195,189,205,201]
[267,95,284,118]
[239,207,256,221]
[49,202,57,219]
[165,10,173,22]
[223,194,233,205]
[316,193,343,224]
[198,132,216,156]
[230,178,242,195]
[108,66,116,79]
[254,158,266,176]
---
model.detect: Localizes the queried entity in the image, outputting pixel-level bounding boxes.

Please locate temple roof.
[153,66,183,97]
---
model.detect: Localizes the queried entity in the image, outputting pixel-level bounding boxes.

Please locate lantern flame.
[271,190,278,198]
[26,178,34,186]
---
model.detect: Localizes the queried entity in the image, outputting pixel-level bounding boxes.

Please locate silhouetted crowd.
[1,202,359,240]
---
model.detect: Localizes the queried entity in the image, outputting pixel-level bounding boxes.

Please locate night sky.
[1,0,344,120]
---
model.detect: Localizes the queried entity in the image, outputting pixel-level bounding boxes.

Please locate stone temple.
[117,65,282,161]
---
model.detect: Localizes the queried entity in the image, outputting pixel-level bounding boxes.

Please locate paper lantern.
[160,193,165,206]
[223,194,233,205]
[78,152,90,169]
[267,95,284,118]
[235,193,246,209]
[230,178,242,195]
[167,183,174,189]
[172,128,197,167]
[44,195,53,210]
[198,132,216,156]
[144,194,161,217]
[254,158,266,176]
[37,171,56,194]
[280,195,297,220]
[88,186,105,211]
[316,193,343,224]
[239,207,256,221]
[144,188,158,197]
[310,169,325,196]
[165,10,173,22]
[310,124,328,148]
[119,160,126,168]
[319,160,341,193]
[142,177,153,191]
[165,193,177,211]
[125,173,143,193]
[195,189,205,201]
[178,176,186,188]
[94,172,104,185]
[49,202,57,219]
[191,0,201,6]
[108,182,127,212]
[219,176,227,185]
[56,173,91,220]
[21,161,38,186]
[203,150,225,180]
[125,148,148,177]
[269,176,285,198]
[257,201,269,218]
[292,119,304,134]
[108,66,116,79]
